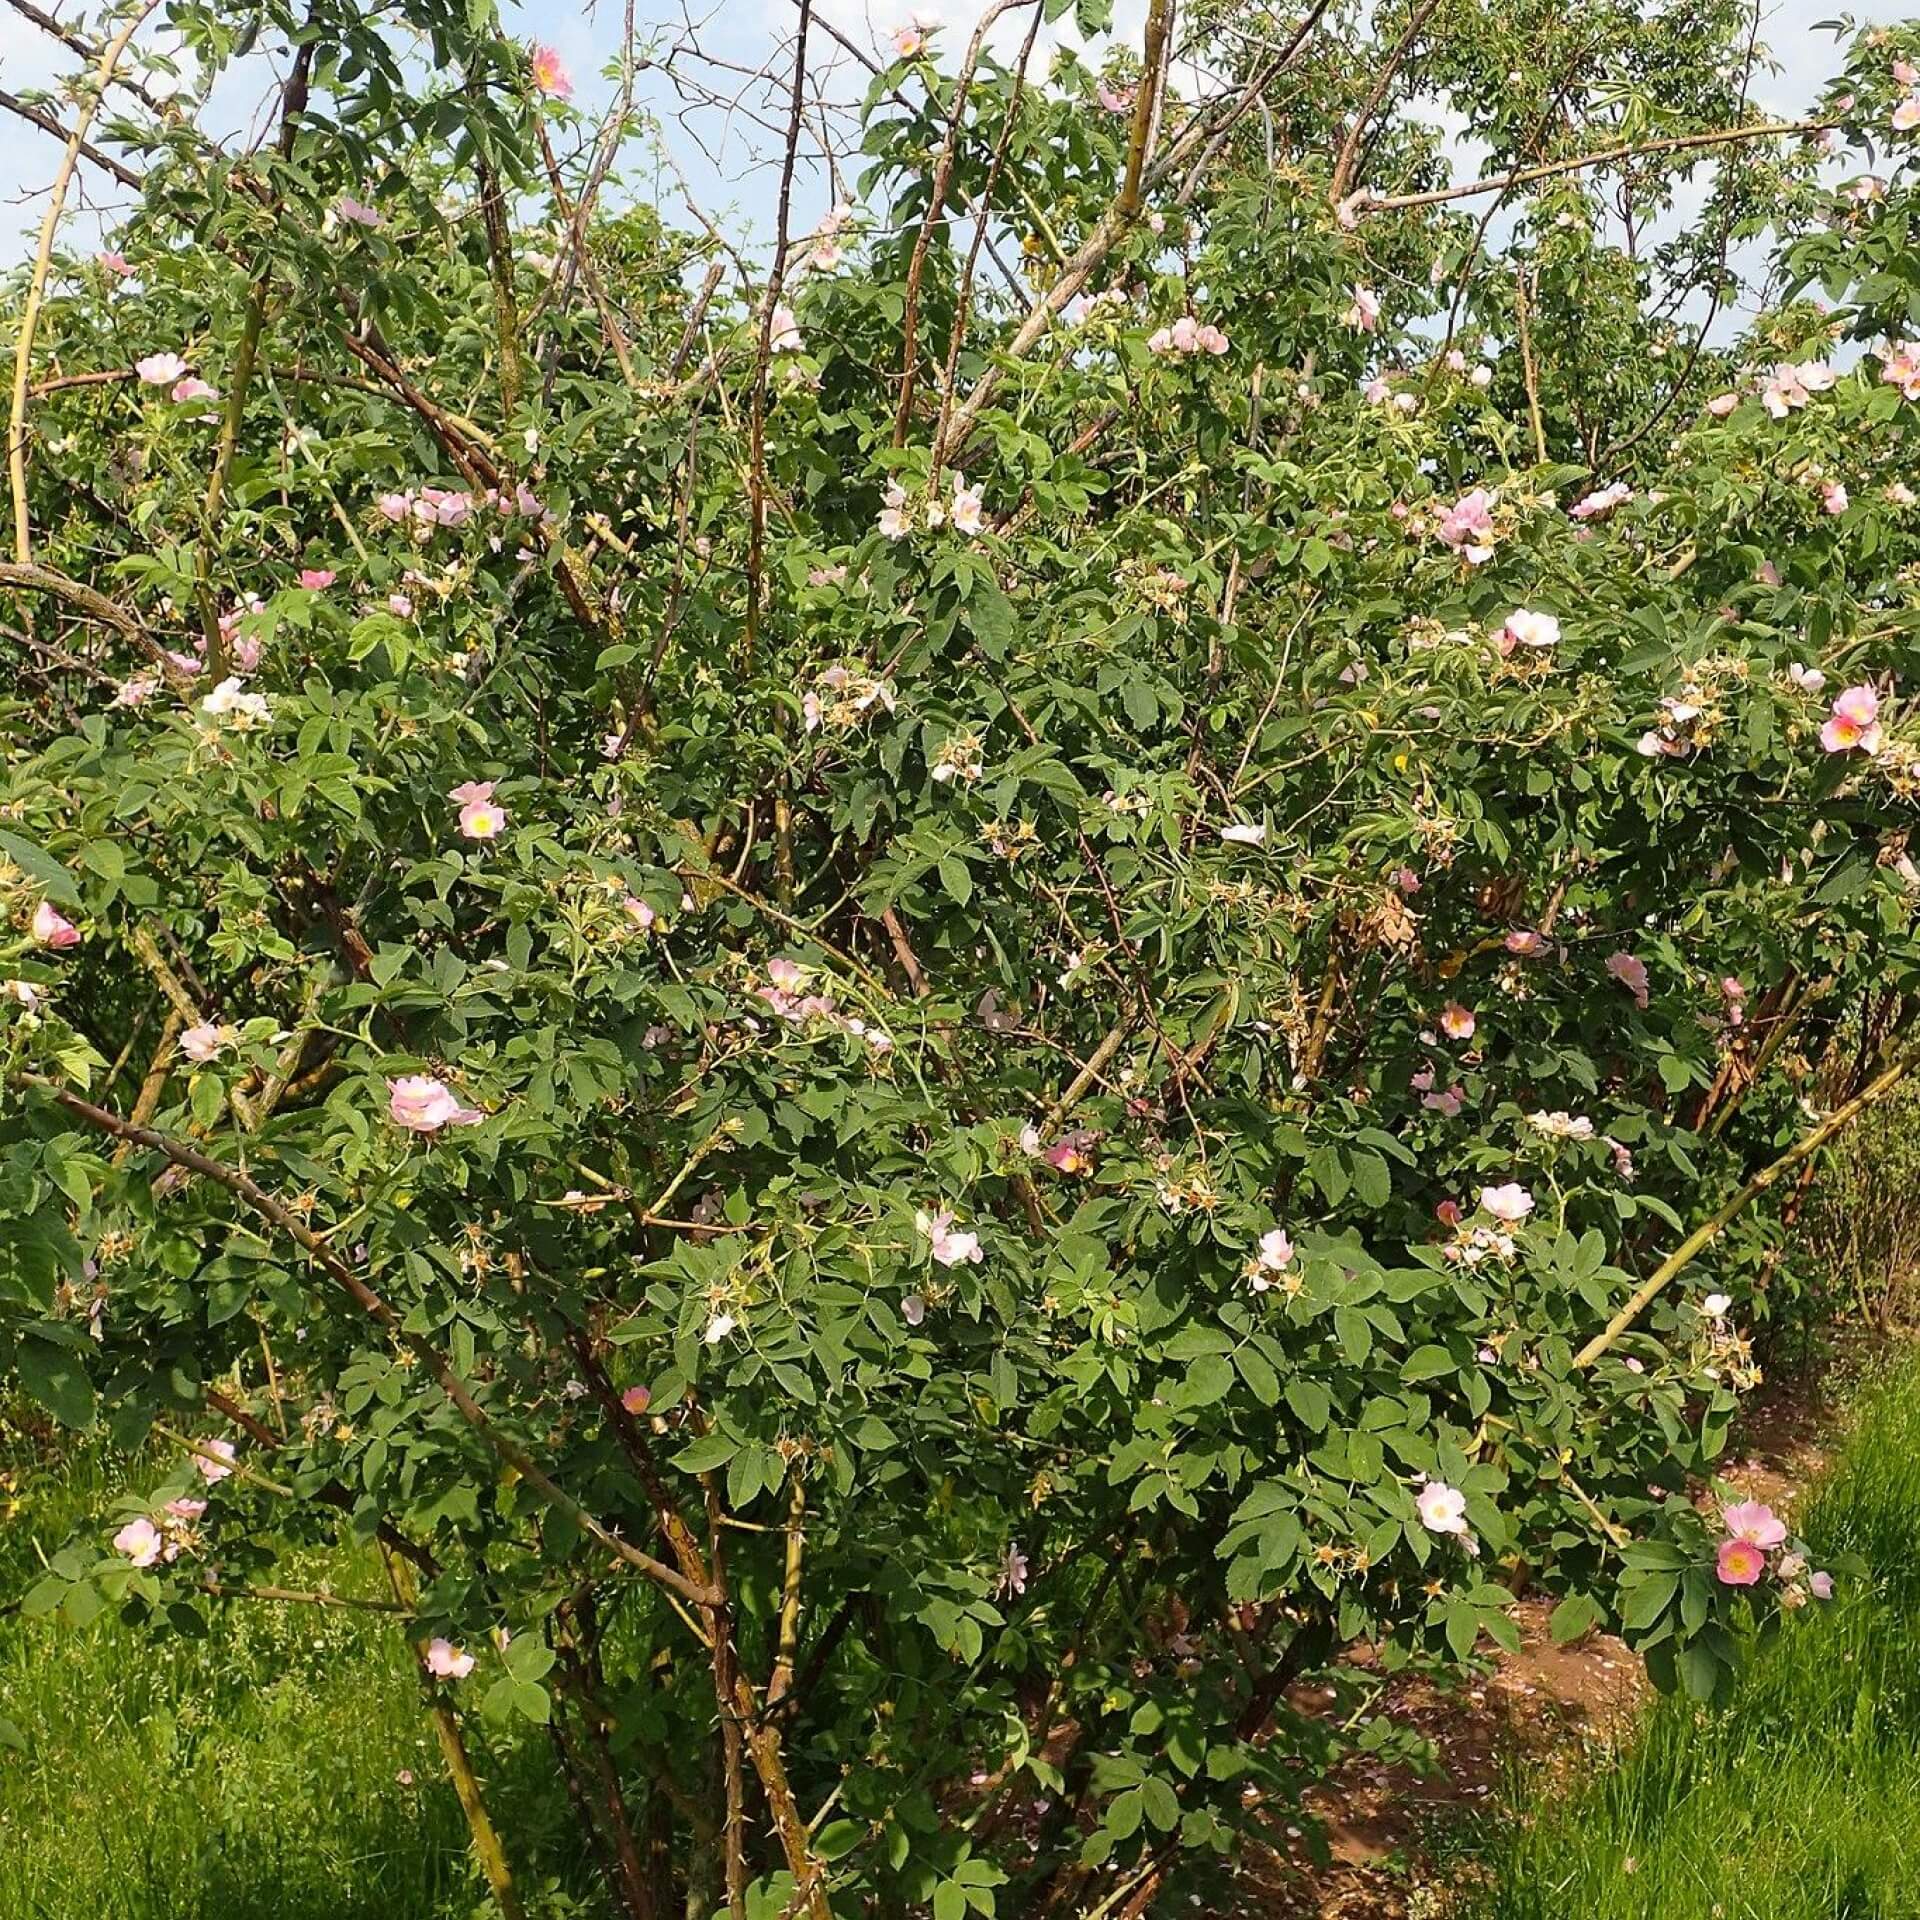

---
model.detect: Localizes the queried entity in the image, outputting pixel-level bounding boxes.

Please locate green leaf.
[671,1434,740,1473]
[18,1335,94,1429]
[1284,1379,1331,1431]
[0,830,79,904]
[1548,1593,1603,1644]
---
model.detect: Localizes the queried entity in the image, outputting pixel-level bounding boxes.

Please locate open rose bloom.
[387,1075,484,1132]
[1821,685,1882,754]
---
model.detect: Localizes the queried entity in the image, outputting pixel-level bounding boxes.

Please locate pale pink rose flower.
[622,895,656,930]
[170,377,217,404]
[916,1207,984,1267]
[1416,1480,1469,1534]
[449,779,505,839]
[387,1075,484,1132]
[194,1437,236,1484]
[336,194,382,227]
[1715,1537,1766,1585]
[1435,488,1496,563]
[1820,684,1882,753]
[1170,314,1200,354]
[135,351,188,385]
[1809,1570,1834,1599]
[298,568,336,590]
[1893,94,1920,131]
[1479,1182,1533,1224]
[97,250,133,277]
[529,43,573,97]
[1789,663,1826,694]
[1364,375,1392,405]
[1570,481,1632,521]
[1898,58,1919,83]
[375,491,412,522]
[1822,481,1849,515]
[1439,1002,1476,1041]
[1761,361,1832,417]
[1194,323,1229,355]
[424,1637,476,1678]
[180,1023,228,1064]
[891,24,924,56]
[950,479,984,535]
[31,900,80,948]
[620,1385,652,1416]
[1881,340,1920,398]
[1502,608,1559,649]
[113,1517,165,1567]
[770,303,803,353]
[1706,392,1739,417]
[389,593,414,617]
[1343,286,1381,333]
[1219,822,1266,845]
[164,1497,207,1521]
[1096,81,1135,113]
[1606,950,1650,1008]
[1721,1500,1788,1548]
[1422,1084,1464,1117]
[1504,929,1545,956]
[1256,1229,1295,1272]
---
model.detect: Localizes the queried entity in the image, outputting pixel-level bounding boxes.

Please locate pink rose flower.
[335,195,382,228]
[194,1437,236,1484]
[298,568,336,590]
[135,351,188,385]
[1606,951,1650,1009]
[424,1637,476,1678]
[1439,1002,1476,1041]
[170,377,218,404]
[1721,1500,1788,1548]
[621,1385,652,1416]
[1416,1480,1469,1535]
[530,43,573,97]
[1479,1182,1533,1223]
[113,1517,164,1567]
[1715,1537,1766,1585]
[1435,488,1496,564]
[387,1075,484,1133]
[30,900,80,948]
[180,1023,229,1064]
[1820,684,1882,754]
[916,1207,983,1267]
[97,250,133,277]
[449,779,505,839]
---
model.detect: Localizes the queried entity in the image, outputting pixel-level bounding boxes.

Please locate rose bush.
[3,0,1920,1911]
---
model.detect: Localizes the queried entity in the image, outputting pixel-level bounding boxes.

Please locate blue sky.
[0,1,1885,265]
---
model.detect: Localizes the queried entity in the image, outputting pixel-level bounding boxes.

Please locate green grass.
[0,1429,580,1920]
[1457,1353,1920,1920]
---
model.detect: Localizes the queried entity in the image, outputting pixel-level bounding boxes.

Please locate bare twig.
[8,1,161,564]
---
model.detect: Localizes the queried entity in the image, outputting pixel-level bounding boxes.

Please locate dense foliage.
[4,0,1920,1911]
